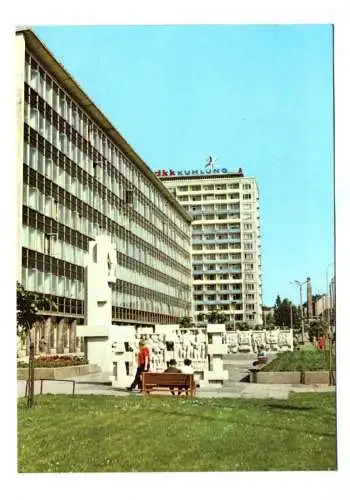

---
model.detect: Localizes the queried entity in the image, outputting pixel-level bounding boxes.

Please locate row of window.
[192,223,240,231]
[193,264,242,271]
[194,296,243,302]
[25,55,188,233]
[178,193,240,202]
[188,203,241,212]
[176,183,251,191]
[22,223,190,297]
[192,213,241,221]
[192,254,242,262]
[23,181,190,274]
[22,267,84,300]
[21,266,186,317]
[194,285,242,291]
[23,131,189,252]
[192,242,252,251]
[194,274,242,281]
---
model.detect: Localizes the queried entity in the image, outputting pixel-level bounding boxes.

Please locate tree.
[179,316,194,328]
[17,282,54,408]
[197,313,206,322]
[237,322,250,331]
[307,319,328,342]
[273,296,300,329]
[206,310,228,324]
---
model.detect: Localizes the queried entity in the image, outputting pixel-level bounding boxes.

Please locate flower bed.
[17,355,88,368]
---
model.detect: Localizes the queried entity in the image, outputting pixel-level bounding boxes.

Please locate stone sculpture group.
[75,236,293,389]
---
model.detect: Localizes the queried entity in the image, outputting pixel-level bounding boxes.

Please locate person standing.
[127,340,150,392]
[318,336,325,350]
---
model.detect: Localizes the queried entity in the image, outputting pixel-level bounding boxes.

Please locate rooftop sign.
[154,156,244,178]
[155,168,228,177]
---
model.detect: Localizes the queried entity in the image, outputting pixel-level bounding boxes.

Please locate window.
[243,183,251,190]
[244,243,253,250]
[46,79,53,105]
[243,223,252,230]
[243,194,252,200]
[30,108,38,130]
[28,187,38,210]
[38,72,44,97]
[44,234,55,255]
[30,66,38,91]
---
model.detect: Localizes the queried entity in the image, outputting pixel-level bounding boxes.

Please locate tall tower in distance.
[306,276,313,319]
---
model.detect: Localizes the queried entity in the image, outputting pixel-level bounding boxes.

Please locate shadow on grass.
[143,406,336,439]
[265,403,316,412]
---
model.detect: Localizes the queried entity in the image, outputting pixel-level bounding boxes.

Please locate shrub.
[17,355,88,368]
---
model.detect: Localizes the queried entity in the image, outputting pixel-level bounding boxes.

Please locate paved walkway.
[17,374,335,401]
[17,353,335,400]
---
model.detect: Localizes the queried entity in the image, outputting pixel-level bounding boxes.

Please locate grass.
[261,350,335,372]
[17,393,337,472]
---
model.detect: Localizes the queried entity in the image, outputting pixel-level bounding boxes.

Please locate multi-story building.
[160,168,262,327]
[15,29,192,355]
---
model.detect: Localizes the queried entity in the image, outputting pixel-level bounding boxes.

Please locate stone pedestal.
[205,324,228,386]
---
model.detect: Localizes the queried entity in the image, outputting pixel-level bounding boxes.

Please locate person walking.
[127,340,150,392]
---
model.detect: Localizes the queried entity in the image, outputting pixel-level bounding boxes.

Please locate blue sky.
[34,25,334,306]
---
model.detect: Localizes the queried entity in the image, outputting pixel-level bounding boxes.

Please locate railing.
[25,378,76,396]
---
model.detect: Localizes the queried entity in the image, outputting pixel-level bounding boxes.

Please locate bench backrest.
[143,372,194,387]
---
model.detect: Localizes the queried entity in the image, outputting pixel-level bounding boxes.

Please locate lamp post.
[290,280,307,343]
[325,262,335,336]
[325,262,335,385]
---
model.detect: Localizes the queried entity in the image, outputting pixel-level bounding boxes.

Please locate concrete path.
[17,377,335,401]
[17,353,335,400]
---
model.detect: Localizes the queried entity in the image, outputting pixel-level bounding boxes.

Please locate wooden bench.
[142,372,196,397]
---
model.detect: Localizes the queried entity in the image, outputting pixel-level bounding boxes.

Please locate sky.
[34,24,334,306]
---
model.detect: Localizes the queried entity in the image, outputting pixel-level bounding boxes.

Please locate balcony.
[193,268,241,275]
[192,228,241,236]
[192,238,241,245]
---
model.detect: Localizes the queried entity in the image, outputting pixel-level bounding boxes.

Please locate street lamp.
[325,262,335,335]
[325,262,335,386]
[290,280,307,343]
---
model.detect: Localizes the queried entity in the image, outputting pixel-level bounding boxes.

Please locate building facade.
[15,29,192,355]
[160,169,262,327]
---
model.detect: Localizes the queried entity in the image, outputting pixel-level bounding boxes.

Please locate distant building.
[160,169,262,327]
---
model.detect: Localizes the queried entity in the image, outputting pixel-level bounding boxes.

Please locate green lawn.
[17,393,337,472]
[262,350,335,372]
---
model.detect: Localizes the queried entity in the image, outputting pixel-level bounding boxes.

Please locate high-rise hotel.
[15,29,192,355]
[159,167,263,327]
